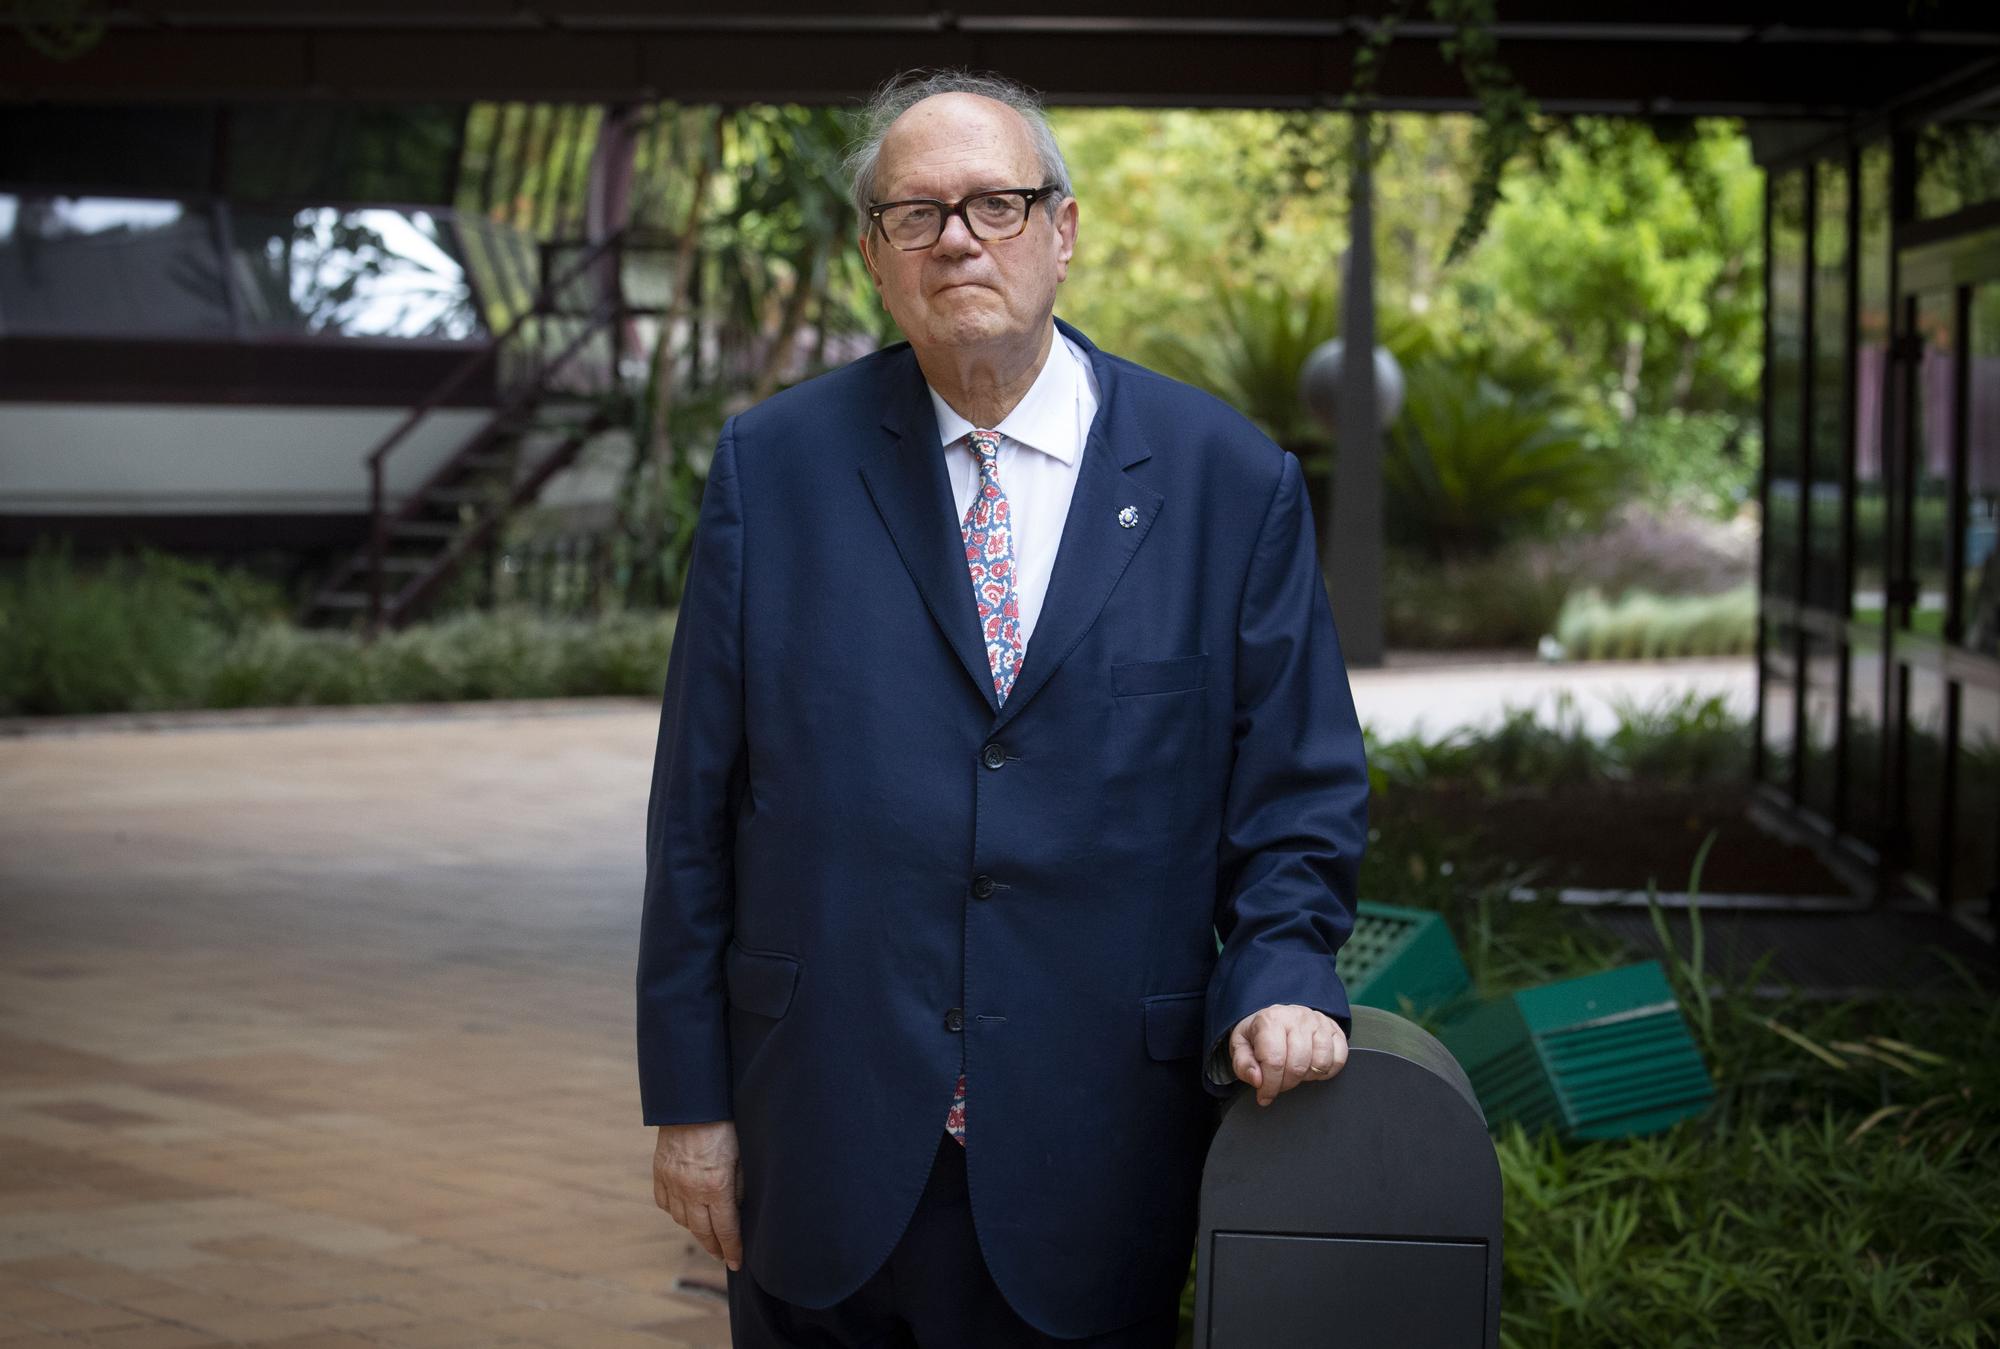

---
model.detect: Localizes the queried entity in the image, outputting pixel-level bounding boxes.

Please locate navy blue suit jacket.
[636,317,1368,1339]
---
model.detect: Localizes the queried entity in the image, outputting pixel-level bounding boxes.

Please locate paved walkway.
[1,710,728,1347]
[1351,655,1753,741]
[0,658,1751,1345]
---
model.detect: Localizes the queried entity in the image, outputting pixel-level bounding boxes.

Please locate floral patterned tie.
[947,427,1023,1147]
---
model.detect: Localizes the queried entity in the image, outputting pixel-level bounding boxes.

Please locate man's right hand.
[652,1119,744,1272]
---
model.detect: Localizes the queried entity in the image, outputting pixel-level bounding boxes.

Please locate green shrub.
[1366,691,1748,797]
[192,608,679,708]
[1610,410,1760,521]
[1551,583,1756,660]
[1387,359,1628,559]
[201,624,386,708]
[0,540,679,714]
[1383,542,1572,649]
[0,537,285,715]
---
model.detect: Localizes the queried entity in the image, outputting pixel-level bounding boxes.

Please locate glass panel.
[1902,666,1948,893]
[1766,168,1808,602]
[1954,682,2000,909]
[227,103,461,205]
[1845,632,1887,847]
[0,192,232,336]
[1761,619,1798,791]
[1909,290,1955,639]
[1801,635,1841,822]
[229,206,484,340]
[1853,143,1893,623]
[0,104,217,195]
[1965,282,2000,655]
[1806,158,1848,612]
[1914,99,2000,220]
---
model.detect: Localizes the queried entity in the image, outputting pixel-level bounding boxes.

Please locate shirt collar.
[926,330,1084,466]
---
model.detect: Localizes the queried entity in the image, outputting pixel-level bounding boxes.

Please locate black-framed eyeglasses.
[866,185,1063,251]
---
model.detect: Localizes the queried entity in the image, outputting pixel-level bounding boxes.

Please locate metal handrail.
[360,228,629,626]
[363,227,625,474]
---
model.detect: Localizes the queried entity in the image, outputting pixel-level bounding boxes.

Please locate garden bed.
[1378,779,1851,897]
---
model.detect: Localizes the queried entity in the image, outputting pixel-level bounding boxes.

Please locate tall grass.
[1552,582,1756,660]
[0,539,676,715]
[1493,852,2000,1346]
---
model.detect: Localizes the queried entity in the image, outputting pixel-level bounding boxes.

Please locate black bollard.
[1193,1005,1502,1348]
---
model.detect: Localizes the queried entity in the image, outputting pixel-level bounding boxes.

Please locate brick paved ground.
[0,705,734,1347]
[0,659,1755,1346]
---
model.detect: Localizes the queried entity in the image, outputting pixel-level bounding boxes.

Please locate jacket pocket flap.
[1112,653,1207,697]
[725,942,801,1019]
[1141,990,1206,1060]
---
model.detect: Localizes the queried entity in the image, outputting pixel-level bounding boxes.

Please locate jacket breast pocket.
[1111,652,1206,697]
[724,940,801,1020]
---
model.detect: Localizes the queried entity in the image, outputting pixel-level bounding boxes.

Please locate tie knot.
[969,429,1002,462]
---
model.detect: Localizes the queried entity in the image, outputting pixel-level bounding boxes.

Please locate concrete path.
[1350,655,1754,741]
[0,658,1751,1345]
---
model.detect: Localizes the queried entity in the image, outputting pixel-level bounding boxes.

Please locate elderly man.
[638,69,1369,1348]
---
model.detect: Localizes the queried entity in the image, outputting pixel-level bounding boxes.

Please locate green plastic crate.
[1436,960,1716,1140]
[1211,900,1471,1020]
[1341,900,1472,1018]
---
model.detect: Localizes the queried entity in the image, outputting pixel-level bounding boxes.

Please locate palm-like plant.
[1141,280,1340,452]
[1387,359,1626,560]
[1140,277,1435,455]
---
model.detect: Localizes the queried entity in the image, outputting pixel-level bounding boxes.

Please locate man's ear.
[858,233,884,290]
[1052,196,1078,283]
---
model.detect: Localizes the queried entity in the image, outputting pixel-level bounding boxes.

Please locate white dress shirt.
[926,331,1101,658]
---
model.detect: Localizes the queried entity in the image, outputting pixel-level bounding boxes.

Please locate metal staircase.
[299,230,636,632]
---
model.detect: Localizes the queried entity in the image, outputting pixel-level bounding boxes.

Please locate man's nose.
[932,210,982,259]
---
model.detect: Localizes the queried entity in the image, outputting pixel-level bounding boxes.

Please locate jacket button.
[970,875,995,899]
[945,1007,964,1032]
[981,743,1007,769]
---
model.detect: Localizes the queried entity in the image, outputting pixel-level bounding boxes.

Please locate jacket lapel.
[990,320,1161,736]
[860,349,1004,715]
[856,321,1165,729]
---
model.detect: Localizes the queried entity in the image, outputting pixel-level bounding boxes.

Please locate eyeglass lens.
[878,192,1032,248]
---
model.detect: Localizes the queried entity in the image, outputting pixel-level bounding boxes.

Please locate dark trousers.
[726,1127,1184,1348]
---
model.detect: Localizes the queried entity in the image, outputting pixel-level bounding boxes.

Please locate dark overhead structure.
[2,3,1997,937]
[1,3,1996,116]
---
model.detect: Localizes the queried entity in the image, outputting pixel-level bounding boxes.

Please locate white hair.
[845,68,1073,224]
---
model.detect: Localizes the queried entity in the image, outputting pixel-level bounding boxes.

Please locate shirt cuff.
[1204,1039,1235,1088]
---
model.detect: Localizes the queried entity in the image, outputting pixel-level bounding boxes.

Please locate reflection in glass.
[1902,667,1948,894]
[0,193,232,335]
[1807,158,1848,612]
[1964,283,2000,655]
[1761,620,1797,792]
[1766,169,1808,602]
[1909,291,1954,639]
[1844,634,1887,847]
[1801,635,1841,822]
[1954,683,1999,910]
[1915,111,2000,220]
[1853,143,1893,620]
[226,103,460,205]
[230,207,483,340]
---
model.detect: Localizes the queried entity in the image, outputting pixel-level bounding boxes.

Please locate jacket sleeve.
[637,418,748,1125]
[1201,448,1370,1099]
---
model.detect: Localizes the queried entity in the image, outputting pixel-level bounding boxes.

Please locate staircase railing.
[348,228,631,630]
